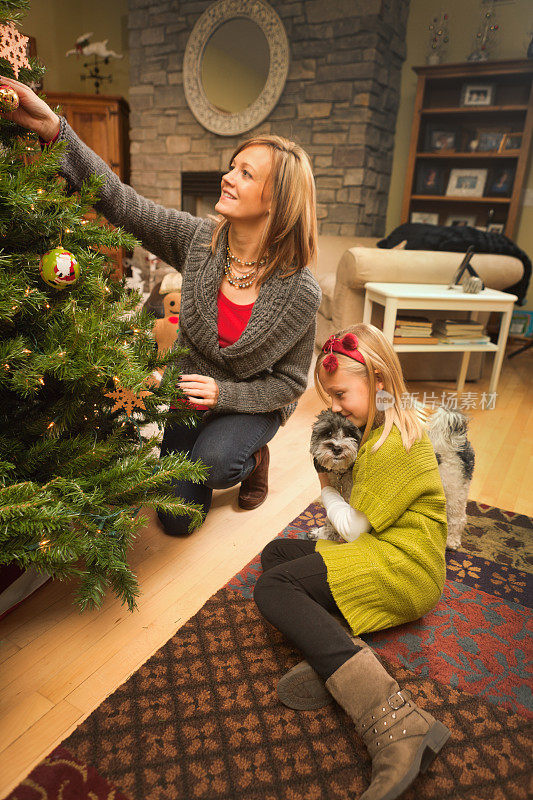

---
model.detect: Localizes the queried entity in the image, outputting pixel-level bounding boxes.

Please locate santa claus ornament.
[39,247,80,290]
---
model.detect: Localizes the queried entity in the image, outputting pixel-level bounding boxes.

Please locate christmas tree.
[0,0,205,611]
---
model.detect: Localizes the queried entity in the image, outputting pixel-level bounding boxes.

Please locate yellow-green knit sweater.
[316,423,447,636]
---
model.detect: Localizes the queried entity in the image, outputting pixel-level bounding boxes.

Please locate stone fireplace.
[181,170,224,217]
[127,0,409,236]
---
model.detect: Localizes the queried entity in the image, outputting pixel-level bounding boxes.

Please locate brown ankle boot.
[238,445,269,510]
[326,649,450,800]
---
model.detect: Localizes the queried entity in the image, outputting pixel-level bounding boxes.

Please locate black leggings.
[253,538,361,681]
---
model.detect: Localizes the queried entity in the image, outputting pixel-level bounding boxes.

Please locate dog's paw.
[308,525,341,542]
[446,536,462,550]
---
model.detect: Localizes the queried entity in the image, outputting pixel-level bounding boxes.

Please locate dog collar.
[322,333,365,372]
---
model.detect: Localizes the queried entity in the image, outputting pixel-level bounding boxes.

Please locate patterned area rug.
[7,502,533,800]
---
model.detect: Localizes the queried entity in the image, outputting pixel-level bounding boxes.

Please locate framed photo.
[416,164,444,195]
[487,166,515,197]
[460,83,495,106]
[425,127,457,152]
[487,222,505,233]
[445,214,477,228]
[446,168,487,197]
[410,212,439,225]
[499,132,523,151]
[477,131,505,152]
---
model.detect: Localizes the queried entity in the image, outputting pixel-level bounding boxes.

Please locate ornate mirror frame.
[183,0,289,136]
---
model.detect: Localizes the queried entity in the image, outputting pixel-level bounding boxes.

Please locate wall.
[127,0,410,237]
[386,0,533,308]
[21,0,130,100]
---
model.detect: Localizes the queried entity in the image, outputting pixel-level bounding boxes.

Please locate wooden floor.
[0,342,532,798]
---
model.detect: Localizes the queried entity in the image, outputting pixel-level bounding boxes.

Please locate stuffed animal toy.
[152,272,182,353]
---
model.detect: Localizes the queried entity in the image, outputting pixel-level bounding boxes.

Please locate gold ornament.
[0,84,19,111]
[105,383,151,417]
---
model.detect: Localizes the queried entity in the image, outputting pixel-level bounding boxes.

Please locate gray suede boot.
[277,632,367,711]
[326,649,450,800]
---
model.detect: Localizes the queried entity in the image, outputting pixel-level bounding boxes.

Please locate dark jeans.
[254,538,361,681]
[157,410,281,536]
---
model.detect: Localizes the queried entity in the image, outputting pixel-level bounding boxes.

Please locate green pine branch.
[0,22,206,610]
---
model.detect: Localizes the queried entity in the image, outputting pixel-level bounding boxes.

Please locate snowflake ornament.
[105,384,152,417]
[0,23,30,78]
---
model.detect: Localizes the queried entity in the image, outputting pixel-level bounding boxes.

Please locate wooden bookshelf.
[401,60,533,237]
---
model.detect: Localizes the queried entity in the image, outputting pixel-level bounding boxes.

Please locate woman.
[2,76,321,535]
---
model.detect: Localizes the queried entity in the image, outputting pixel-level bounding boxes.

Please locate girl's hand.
[179,374,219,408]
[318,471,331,489]
[0,76,60,141]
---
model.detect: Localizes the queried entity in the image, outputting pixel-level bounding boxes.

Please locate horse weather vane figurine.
[66,32,123,94]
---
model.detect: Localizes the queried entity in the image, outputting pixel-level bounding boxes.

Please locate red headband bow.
[321,333,366,372]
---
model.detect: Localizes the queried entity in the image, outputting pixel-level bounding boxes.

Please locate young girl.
[254,323,450,800]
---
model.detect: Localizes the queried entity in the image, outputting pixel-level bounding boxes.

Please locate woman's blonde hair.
[314,323,424,453]
[211,134,318,284]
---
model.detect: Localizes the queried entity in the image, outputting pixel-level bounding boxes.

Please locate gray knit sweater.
[55,117,321,424]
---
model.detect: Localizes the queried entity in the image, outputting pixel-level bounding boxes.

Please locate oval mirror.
[183,0,289,136]
[201,19,270,114]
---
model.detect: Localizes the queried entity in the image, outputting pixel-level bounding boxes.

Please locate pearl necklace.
[228,248,265,267]
[225,245,267,289]
[225,253,257,289]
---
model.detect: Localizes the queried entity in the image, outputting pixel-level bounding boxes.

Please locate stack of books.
[432,319,490,344]
[393,315,439,344]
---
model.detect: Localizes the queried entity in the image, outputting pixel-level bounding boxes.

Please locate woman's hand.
[0,76,60,141]
[179,374,219,408]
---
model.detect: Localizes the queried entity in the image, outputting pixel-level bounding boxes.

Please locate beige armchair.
[314,235,524,381]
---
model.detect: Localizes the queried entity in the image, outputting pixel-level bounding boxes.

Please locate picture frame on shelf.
[446,168,488,197]
[487,166,515,197]
[445,214,477,227]
[460,83,495,106]
[477,131,505,151]
[486,222,505,233]
[499,132,523,151]
[425,126,457,152]
[416,164,445,195]
[410,211,439,224]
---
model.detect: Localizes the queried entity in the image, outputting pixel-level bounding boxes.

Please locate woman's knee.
[193,443,242,489]
[157,509,198,537]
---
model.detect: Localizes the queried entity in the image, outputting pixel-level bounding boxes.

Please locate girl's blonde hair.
[315,323,424,453]
[211,134,318,284]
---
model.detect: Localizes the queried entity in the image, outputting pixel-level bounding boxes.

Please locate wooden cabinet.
[46,93,130,276]
[401,60,533,238]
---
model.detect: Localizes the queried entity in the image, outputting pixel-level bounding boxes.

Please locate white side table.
[362,282,517,400]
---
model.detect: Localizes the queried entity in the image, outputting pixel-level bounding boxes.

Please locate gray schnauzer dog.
[309,406,474,549]
[308,409,362,542]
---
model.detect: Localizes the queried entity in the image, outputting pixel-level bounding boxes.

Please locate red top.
[217,289,254,348]
[174,290,255,411]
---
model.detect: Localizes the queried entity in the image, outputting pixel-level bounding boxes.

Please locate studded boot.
[325,649,450,800]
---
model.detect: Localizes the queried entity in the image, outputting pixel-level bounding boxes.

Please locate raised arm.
[0,76,204,270]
